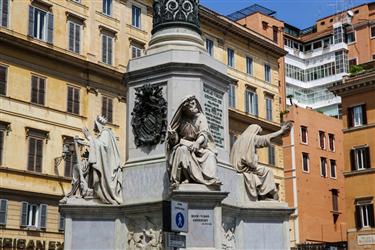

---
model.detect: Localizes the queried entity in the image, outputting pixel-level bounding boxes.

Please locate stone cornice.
[330,71,375,97]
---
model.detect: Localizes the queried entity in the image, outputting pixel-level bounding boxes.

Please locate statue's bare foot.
[182,179,189,184]
[171,182,180,189]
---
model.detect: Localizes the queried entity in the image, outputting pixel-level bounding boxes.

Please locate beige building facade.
[0,0,286,247]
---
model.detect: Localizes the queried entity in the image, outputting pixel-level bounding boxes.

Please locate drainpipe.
[290,125,300,245]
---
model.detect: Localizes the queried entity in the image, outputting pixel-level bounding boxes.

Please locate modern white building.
[284,21,350,117]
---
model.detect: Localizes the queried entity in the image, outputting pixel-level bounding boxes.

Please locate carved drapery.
[152,0,200,34]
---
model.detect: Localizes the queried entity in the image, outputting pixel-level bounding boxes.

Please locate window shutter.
[67,87,73,113]
[68,22,74,52]
[47,13,54,44]
[64,153,72,177]
[31,76,38,104]
[108,37,113,65]
[75,23,80,53]
[245,91,249,113]
[0,66,6,95]
[0,130,4,165]
[0,199,7,225]
[39,78,45,105]
[365,147,371,169]
[108,98,113,123]
[369,204,375,227]
[101,96,107,118]
[254,94,259,116]
[350,149,356,171]
[348,108,354,128]
[355,205,362,229]
[35,139,43,173]
[1,0,8,27]
[102,35,107,63]
[39,204,47,229]
[362,104,367,125]
[20,202,28,227]
[27,138,36,171]
[28,6,35,37]
[73,88,80,114]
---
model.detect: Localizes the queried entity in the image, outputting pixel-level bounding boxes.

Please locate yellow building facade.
[0,0,285,247]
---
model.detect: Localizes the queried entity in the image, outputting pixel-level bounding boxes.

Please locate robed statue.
[166,96,221,189]
[62,116,123,205]
[230,122,292,201]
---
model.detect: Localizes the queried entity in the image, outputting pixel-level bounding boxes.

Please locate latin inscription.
[358,234,375,245]
[203,84,224,148]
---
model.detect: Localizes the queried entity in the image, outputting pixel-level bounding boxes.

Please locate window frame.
[131,5,142,29]
[300,126,308,144]
[246,56,253,75]
[319,131,326,150]
[101,33,114,65]
[346,31,356,44]
[0,199,7,226]
[320,157,327,177]
[131,44,142,59]
[30,75,46,106]
[371,25,375,39]
[205,38,214,56]
[265,96,273,121]
[264,64,271,83]
[351,146,371,171]
[268,145,276,166]
[355,200,374,229]
[302,152,309,173]
[228,84,236,108]
[0,0,9,28]
[101,95,114,123]
[348,105,366,128]
[67,20,82,54]
[328,133,335,152]
[330,159,337,179]
[227,48,235,68]
[244,89,258,116]
[102,0,112,16]
[0,64,7,96]
[66,85,80,115]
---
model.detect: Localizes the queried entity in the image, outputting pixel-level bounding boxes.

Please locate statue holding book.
[166,96,221,189]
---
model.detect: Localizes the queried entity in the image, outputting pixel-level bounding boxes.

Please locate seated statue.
[166,95,221,189]
[61,116,123,205]
[230,122,291,201]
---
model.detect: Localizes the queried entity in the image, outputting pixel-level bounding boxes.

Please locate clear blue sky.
[201,0,371,29]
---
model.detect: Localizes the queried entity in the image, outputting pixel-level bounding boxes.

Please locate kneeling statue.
[230,122,291,201]
[166,95,221,189]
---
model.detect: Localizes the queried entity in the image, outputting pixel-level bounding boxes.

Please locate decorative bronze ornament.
[152,0,200,34]
[131,84,168,147]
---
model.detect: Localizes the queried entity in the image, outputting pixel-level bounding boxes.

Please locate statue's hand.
[82,127,91,140]
[189,141,200,152]
[281,121,292,134]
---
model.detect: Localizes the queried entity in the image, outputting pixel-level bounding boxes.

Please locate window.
[331,189,339,212]
[246,56,253,75]
[28,6,54,43]
[346,31,356,43]
[351,147,371,171]
[313,41,322,49]
[335,50,349,74]
[63,137,77,178]
[300,126,308,144]
[227,48,234,67]
[102,34,113,65]
[20,202,47,229]
[371,26,375,38]
[59,213,65,231]
[132,5,141,28]
[349,58,357,67]
[245,89,258,116]
[0,127,4,165]
[228,84,236,108]
[268,146,275,165]
[0,65,7,95]
[319,131,326,149]
[302,153,309,172]
[320,157,327,177]
[0,199,7,225]
[348,105,367,128]
[31,75,46,105]
[72,0,81,2]
[67,86,80,115]
[27,136,43,173]
[372,54,375,61]
[102,96,113,123]
[305,44,312,52]
[103,0,112,16]
[355,200,374,229]
[264,64,271,83]
[334,26,344,44]
[329,134,335,151]
[272,26,278,43]
[131,45,142,59]
[0,0,9,28]
[330,160,337,178]
[265,96,273,121]
[206,39,214,56]
[68,20,81,54]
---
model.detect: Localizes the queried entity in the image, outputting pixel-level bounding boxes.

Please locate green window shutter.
[47,12,54,44]
[28,6,35,37]
[39,204,47,229]
[20,202,28,227]
[0,199,7,225]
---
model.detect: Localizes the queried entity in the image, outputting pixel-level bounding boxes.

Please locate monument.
[60,0,293,249]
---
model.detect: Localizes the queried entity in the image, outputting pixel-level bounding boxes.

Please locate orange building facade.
[330,62,375,250]
[283,106,347,248]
